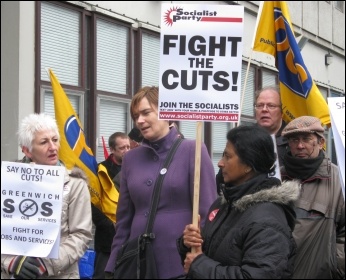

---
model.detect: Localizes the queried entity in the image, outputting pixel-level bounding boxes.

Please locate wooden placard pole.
[191,121,202,253]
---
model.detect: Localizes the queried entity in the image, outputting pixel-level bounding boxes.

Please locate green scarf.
[283,150,324,180]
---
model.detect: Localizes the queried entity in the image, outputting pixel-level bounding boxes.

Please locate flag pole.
[237,52,254,127]
[237,1,263,127]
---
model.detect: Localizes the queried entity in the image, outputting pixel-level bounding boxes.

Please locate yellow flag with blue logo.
[252,1,330,126]
[48,68,102,210]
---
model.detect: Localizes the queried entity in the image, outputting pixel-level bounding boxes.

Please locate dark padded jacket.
[178,176,300,279]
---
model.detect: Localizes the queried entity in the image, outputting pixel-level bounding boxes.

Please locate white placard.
[159,4,244,122]
[328,97,345,199]
[269,135,282,182]
[1,161,64,258]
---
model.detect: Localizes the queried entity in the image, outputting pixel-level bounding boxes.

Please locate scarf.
[283,150,324,180]
[222,173,281,206]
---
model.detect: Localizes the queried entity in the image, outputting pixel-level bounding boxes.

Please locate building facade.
[1,1,345,172]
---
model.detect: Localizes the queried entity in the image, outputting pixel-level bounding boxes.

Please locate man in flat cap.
[281,116,345,279]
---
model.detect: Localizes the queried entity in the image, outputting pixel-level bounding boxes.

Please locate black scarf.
[221,173,281,206]
[283,150,324,180]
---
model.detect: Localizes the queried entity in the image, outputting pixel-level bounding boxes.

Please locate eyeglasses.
[254,103,281,110]
[287,136,314,145]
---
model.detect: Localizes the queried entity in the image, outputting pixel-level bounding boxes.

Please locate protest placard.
[1,161,64,258]
[159,4,244,122]
[328,97,345,199]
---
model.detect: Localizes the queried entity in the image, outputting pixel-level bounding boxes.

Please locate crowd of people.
[1,85,344,279]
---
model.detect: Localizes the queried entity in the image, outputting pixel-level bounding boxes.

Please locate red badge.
[209,209,219,221]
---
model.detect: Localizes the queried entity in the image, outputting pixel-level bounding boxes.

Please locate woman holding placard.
[1,113,92,279]
[177,125,300,278]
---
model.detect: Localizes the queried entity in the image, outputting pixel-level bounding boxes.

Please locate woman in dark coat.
[178,125,300,279]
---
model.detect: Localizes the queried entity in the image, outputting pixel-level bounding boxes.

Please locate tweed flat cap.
[282,116,325,138]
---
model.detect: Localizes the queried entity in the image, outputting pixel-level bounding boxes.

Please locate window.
[142,32,160,87]
[180,121,202,140]
[41,88,83,122]
[212,122,233,174]
[262,70,278,88]
[240,63,255,117]
[97,98,130,162]
[96,19,129,94]
[95,17,132,161]
[41,2,80,85]
[39,2,134,157]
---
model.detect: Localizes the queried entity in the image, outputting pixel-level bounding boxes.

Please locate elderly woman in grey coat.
[1,113,92,279]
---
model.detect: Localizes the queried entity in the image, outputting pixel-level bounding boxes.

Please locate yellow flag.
[252,1,330,126]
[97,164,119,223]
[48,68,102,210]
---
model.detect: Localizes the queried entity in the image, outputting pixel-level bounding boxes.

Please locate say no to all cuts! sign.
[1,161,64,258]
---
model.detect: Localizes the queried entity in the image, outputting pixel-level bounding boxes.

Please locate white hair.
[17,113,60,152]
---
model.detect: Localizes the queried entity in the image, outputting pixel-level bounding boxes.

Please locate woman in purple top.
[105,86,217,279]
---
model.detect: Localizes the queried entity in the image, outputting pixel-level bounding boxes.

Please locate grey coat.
[281,158,345,279]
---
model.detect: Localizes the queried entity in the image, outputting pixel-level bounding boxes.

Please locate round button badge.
[160,168,167,175]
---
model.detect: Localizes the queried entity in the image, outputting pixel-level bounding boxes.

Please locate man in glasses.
[281,116,345,279]
[216,86,287,195]
[254,85,288,166]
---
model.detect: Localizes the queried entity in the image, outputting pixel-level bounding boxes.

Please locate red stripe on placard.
[201,17,243,22]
